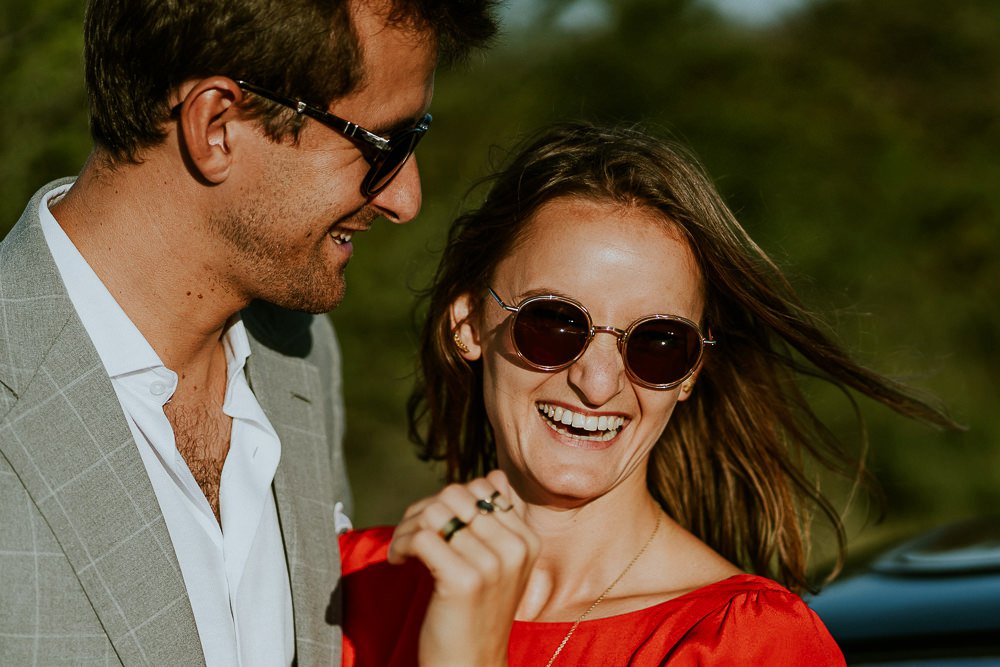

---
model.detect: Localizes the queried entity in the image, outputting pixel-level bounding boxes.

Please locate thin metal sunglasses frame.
[487,287,717,389]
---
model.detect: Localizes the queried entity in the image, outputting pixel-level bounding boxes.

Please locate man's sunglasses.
[488,288,716,390]
[237,80,431,197]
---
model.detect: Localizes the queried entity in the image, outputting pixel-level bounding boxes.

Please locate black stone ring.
[476,498,497,514]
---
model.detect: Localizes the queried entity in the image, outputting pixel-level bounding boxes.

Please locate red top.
[340,527,845,666]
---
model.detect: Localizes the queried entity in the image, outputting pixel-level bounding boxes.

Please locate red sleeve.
[339,527,431,667]
[664,586,845,666]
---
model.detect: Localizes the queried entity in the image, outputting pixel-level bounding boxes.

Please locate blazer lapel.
[245,322,342,664]
[0,188,203,665]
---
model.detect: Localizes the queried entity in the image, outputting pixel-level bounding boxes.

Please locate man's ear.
[175,77,244,184]
[449,292,482,361]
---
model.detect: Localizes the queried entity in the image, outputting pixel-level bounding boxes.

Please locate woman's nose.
[565,333,626,407]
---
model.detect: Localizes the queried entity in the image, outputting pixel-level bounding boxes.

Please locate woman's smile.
[535,402,627,448]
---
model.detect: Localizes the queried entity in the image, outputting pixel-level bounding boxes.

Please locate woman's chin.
[521,468,619,507]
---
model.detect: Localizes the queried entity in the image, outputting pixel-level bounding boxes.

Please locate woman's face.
[453,196,706,507]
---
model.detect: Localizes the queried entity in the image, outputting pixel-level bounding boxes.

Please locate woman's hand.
[388,469,540,667]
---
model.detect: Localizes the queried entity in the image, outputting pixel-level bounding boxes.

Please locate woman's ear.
[175,77,243,184]
[449,292,482,361]
[677,368,701,402]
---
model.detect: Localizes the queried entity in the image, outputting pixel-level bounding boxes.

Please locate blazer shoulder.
[0,180,78,408]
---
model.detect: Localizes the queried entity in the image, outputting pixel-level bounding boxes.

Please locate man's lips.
[329,206,378,245]
[329,230,354,245]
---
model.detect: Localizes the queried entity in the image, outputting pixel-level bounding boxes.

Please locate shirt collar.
[38,183,162,378]
[223,316,253,404]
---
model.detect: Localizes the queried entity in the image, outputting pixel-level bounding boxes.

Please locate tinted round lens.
[624,319,701,386]
[513,299,590,368]
[364,130,423,196]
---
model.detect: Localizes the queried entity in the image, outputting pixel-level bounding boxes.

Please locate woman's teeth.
[330,231,353,245]
[536,403,625,442]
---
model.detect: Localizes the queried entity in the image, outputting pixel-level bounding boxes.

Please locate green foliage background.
[3,0,997,565]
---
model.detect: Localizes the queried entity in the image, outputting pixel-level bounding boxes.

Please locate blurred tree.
[0,0,89,226]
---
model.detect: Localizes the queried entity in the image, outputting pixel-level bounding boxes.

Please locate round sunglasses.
[237,80,431,197]
[487,288,716,390]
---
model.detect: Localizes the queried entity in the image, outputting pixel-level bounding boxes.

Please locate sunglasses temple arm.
[487,288,519,313]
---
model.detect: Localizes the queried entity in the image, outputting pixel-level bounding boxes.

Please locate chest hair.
[165,398,232,523]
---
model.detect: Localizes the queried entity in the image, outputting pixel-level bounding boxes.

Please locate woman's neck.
[514,485,667,622]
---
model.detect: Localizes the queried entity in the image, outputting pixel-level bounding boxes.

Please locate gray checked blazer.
[0,180,350,665]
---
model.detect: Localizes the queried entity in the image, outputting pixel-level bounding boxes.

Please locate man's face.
[211,0,437,313]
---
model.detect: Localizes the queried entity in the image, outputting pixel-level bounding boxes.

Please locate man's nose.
[369,156,422,223]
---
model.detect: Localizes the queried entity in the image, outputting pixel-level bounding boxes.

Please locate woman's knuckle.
[450,567,484,596]
[411,528,437,551]
[480,552,501,579]
[439,483,468,504]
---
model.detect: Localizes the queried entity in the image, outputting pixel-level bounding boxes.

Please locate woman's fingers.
[390,511,536,610]
[388,483,480,564]
[483,469,516,506]
[387,473,538,574]
[387,472,539,667]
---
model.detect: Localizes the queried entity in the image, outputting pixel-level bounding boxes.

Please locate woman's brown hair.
[408,121,955,593]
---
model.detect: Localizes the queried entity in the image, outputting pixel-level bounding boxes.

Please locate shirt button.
[150,381,167,396]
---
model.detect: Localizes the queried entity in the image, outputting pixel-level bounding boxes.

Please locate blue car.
[810,517,1000,665]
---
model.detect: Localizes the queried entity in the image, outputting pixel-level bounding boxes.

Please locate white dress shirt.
[39,183,294,666]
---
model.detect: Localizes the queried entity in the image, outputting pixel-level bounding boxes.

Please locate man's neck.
[49,151,248,372]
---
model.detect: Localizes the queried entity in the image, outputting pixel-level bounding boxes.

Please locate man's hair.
[84,0,498,163]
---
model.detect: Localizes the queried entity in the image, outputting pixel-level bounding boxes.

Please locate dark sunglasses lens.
[363,129,424,196]
[625,319,701,386]
[513,299,590,368]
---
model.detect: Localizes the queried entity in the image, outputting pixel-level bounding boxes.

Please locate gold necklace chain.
[544,514,662,667]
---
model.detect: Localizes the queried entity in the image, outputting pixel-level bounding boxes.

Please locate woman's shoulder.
[510,575,843,666]
[669,573,835,633]
[685,572,799,601]
[653,574,845,665]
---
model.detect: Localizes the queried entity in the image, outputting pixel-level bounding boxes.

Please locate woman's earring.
[680,379,695,394]
[453,331,470,354]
